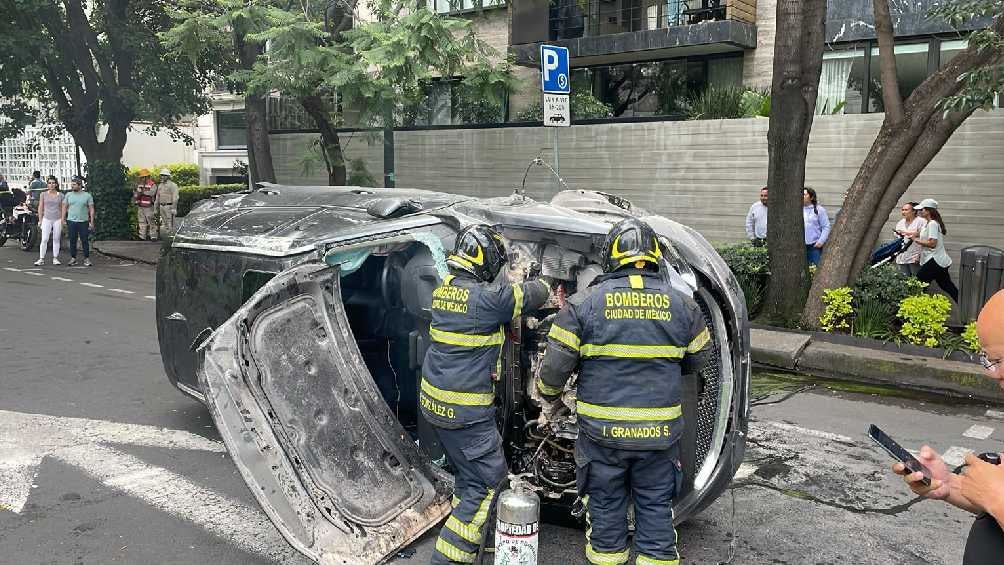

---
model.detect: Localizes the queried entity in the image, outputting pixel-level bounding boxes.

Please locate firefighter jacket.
[420,273,549,429]
[537,268,710,450]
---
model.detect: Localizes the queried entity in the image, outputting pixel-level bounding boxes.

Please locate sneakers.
[52,258,61,265]
[68,258,77,266]
[83,258,92,267]
[33,258,44,266]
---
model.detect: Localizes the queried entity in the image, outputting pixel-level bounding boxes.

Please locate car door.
[197,261,451,564]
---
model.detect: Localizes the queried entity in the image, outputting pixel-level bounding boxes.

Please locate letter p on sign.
[540,45,570,95]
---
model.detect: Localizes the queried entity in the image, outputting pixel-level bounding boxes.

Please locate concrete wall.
[271,131,385,186]
[271,110,1004,273]
[117,122,196,168]
[742,0,775,88]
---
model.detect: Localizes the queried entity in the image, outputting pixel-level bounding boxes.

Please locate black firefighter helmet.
[601,218,662,273]
[447,224,507,282]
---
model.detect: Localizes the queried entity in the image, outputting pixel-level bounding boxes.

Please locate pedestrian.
[894,201,927,276]
[746,186,768,247]
[892,289,1004,563]
[28,171,46,191]
[63,176,95,267]
[420,225,550,565]
[0,174,8,192]
[911,199,959,303]
[155,168,179,236]
[134,168,158,240]
[34,176,64,266]
[803,187,831,267]
[536,218,711,565]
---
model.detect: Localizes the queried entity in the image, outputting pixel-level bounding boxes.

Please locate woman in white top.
[911,199,959,303]
[894,201,927,276]
[34,176,65,266]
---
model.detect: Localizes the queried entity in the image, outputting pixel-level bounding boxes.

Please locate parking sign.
[540,45,570,95]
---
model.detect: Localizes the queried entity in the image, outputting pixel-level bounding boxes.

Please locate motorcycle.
[0,191,41,251]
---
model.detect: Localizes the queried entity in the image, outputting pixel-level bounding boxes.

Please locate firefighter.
[154,168,179,235]
[420,224,550,565]
[134,168,158,240]
[536,218,711,565]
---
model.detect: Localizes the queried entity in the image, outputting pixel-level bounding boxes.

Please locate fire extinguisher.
[493,477,540,565]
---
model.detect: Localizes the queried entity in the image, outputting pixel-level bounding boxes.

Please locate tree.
[165,0,277,184]
[759,0,827,326]
[0,1,213,239]
[801,1,1004,327]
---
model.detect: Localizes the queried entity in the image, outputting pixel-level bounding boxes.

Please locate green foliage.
[516,89,614,122]
[930,1,1004,114]
[128,163,200,188]
[852,263,927,321]
[86,161,131,240]
[819,287,854,332]
[715,243,770,315]
[963,322,982,353]
[740,89,771,118]
[347,160,378,187]
[687,87,747,120]
[897,294,953,347]
[852,299,890,338]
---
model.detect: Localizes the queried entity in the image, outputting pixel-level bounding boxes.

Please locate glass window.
[429,0,502,14]
[819,48,866,114]
[868,42,930,111]
[216,110,247,149]
[708,56,743,88]
[942,39,1001,108]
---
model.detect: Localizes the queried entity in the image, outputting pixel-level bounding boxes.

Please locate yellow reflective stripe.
[421,379,494,406]
[618,254,658,266]
[580,343,685,359]
[576,401,681,422]
[430,327,504,347]
[548,324,581,351]
[586,544,629,565]
[637,556,679,565]
[688,327,711,353]
[449,254,474,269]
[444,489,493,543]
[512,283,525,320]
[536,379,563,396]
[435,538,475,563]
[444,274,455,286]
[629,275,644,289]
[451,495,460,508]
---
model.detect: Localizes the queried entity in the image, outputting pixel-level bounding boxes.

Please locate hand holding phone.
[868,424,932,487]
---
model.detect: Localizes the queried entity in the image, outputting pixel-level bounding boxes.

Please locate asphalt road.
[2,243,1004,564]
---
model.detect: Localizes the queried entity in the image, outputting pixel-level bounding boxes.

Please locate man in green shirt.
[62,176,96,267]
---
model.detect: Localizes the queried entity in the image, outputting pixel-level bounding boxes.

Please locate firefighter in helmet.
[421,224,550,564]
[536,218,711,565]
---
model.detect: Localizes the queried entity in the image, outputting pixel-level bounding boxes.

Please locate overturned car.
[156,184,751,564]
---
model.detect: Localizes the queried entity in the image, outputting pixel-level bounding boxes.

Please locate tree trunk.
[759,0,827,326]
[300,94,347,186]
[245,93,276,184]
[800,14,1004,328]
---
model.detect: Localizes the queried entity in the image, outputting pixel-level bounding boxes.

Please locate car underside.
[156,185,751,564]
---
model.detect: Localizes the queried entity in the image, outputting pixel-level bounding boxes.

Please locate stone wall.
[271,110,1004,274]
[742,0,775,89]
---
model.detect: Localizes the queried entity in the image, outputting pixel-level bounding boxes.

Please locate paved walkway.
[93,240,162,265]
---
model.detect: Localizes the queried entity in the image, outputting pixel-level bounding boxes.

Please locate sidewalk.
[751,327,1004,403]
[92,240,162,266]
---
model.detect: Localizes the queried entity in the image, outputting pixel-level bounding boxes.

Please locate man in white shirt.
[745,187,768,247]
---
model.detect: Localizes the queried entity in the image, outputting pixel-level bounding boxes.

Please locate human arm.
[88,194,95,227]
[536,304,581,400]
[815,207,831,247]
[911,222,939,249]
[745,205,755,239]
[892,445,983,514]
[959,452,1004,527]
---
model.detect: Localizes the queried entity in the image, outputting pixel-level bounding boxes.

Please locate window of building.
[819,48,866,114]
[868,42,929,111]
[428,0,503,14]
[216,110,248,150]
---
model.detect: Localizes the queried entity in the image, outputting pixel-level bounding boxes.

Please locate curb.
[91,244,159,266]
[751,328,1004,404]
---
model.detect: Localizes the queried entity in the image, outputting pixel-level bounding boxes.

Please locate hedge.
[127,163,200,188]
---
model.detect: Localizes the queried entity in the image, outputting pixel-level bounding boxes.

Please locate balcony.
[511,0,757,67]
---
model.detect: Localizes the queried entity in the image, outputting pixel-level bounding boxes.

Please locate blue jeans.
[67,221,90,259]
[806,244,822,266]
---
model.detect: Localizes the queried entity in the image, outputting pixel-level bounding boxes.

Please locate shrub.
[715,242,770,315]
[128,163,200,188]
[853,263,927,310]
[819,287,853,332]
[962,322,981,354]
[516,89,613,122]
[87,160,131,240]
[853,299,889,338]
[688,86,747,120]
[897,294,953,347]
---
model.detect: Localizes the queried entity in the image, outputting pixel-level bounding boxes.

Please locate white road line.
[761,421,854,443]
[145,295,156,300]
[80,282,103,288]
[23,271,44,277]
[3,267,22,272]
[942,446,973,468]
[51,276,73,282]
[986,409,1004,420]
[108,288,135,295]
[963,425,995,440]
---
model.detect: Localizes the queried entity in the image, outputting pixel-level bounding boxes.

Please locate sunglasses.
[978,351,1002,373]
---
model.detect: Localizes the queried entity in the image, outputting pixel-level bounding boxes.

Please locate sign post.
[540,45,570,190]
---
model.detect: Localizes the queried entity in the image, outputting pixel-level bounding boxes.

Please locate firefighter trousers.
[431,419,507,564]
[576,434,682,565]
[138,206,157,239]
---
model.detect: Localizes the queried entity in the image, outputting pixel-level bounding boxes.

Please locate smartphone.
[867,424,932,487]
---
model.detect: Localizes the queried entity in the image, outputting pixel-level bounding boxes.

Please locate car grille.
[694,293,722,468]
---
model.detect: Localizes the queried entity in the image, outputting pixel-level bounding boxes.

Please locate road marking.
[3,267,22,272]
[51,276,73,282]
[145,295,156,300]
[733,462,758,481]
[986,410,1004,420]
[23,271,44,276]
[761,421,853,444]
[0,409,302,563]
[942,446,973,468]
[80,282,103,288]
[963,425,994,440]
[108,288,135,295]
